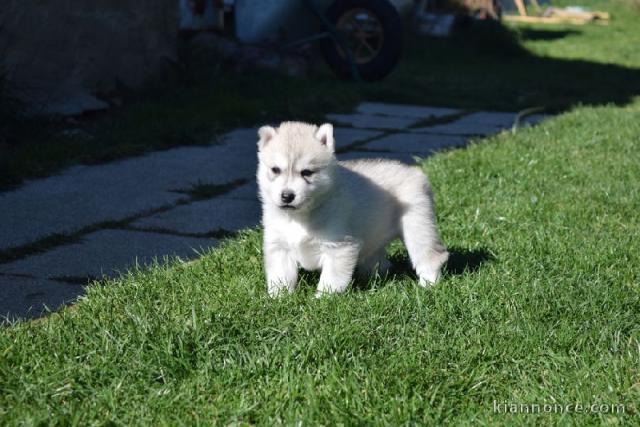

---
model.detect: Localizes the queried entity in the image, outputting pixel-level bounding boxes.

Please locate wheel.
[322,0,403,81]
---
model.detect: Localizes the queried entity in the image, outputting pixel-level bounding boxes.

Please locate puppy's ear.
[315,123,334,153]
[257,126,277,151]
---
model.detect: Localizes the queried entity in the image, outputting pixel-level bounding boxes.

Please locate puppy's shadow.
[354,246,495,291]
[443,246,495,276]
[299,246,494,293]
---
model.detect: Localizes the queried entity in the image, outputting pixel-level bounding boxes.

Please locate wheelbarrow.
[234,0,404,81]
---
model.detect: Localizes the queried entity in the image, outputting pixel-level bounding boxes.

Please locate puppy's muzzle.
[281,190,295,204]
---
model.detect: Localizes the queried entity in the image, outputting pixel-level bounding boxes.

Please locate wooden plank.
[503,14,609,25]
[504,15,588,24]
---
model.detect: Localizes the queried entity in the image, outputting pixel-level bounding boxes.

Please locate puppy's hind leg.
[401,200,449,287]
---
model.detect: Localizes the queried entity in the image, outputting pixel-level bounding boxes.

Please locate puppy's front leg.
[264,244,298,297]
[315,243,360,297]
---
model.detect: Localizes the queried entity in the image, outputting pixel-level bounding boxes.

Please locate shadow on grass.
[377,20,640,112]
[316,246,496,293]
[3,16,640,189]
[385,246,494,279]
[444,247,495,276]
[517,28,581,41]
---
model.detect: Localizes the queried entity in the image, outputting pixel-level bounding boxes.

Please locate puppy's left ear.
[315,123,334,153]
[257,125,277,151]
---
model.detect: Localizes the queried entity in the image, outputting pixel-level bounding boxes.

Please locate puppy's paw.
[267,284,291,298]
[418,269,441,288]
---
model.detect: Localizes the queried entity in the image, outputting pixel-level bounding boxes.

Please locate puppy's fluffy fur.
[257,121,448,297]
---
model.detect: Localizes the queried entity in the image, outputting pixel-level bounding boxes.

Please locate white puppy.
[257,121,449,297]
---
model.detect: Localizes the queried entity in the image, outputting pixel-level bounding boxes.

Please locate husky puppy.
[257,121,449,297]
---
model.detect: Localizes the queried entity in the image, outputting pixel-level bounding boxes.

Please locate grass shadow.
[3,5,640,188]
[443,247,495,276]
[349,246,495,292]
[517,28,581,41]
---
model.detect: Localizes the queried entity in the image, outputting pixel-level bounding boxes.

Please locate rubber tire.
[322,0,403,81]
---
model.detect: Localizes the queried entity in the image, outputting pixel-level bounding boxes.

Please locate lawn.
[2,0,640,425]
[1,97,639,425]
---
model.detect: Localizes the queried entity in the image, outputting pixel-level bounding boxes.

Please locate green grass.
[2,97,639,424]
[2,1,640,423]
[2,0,640,189]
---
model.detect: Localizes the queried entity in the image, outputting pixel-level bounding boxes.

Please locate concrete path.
[0,103,546,319]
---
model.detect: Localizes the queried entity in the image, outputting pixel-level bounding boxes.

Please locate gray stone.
[334,127,383,149]
[0,276,81,321]
[326,113,419,130]
[0,230,217,280]
[338,151,420,165]
[0,142,256,251]
[362,133,468,154]
[132,198,261,235]
[37,87,110,117]
[221,126,381,151]
[219,181,259,201]
[356,102,461,119]
[412,111,517,135]
[219,127,259,153]
[519,114,549,126]
[456,111,517,124]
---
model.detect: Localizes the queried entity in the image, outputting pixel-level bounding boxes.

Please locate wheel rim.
[335,8,384,64]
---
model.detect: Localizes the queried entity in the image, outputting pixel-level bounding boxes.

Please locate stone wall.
[0,1,178,114]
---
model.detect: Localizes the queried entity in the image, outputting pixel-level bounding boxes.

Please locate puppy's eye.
[301,169,314,178]
[271,167,281,175]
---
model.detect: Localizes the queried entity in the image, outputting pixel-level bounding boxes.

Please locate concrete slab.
[326,113,419,130]
[362,133,468,154]
[520,114,549,126]
[219,127,259,155]
[337,151,420,165]
[452,111,516,125]
[334,127,383,148]
[412,111,516,135]
[218,181,259,201]
[132,198,261,234]
[223,126,381,151]
[0,142,256,251]
[356,102,461,119]
[0,276,82,321]
[0,230,217,280]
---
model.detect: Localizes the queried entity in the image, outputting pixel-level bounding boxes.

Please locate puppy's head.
[257,122,336,212]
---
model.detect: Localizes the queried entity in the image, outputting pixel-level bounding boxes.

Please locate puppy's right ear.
[257,126,277,151]
[315,123,334,153]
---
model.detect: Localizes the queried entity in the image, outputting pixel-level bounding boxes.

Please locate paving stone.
[1,276,81,320]
[222,126,380,151]
[0,230,217,280]
[219,127,259,154]
[0,142,256,251]
[333,127,383,148]
[219,181,259,201]
[462,111,516,122]
[326,113,420,130]
[338,150,420,165]
[132,198,261,234]
[520,114,549,126]
[412,111,517,135]
[361,133,468,154]
[356,102,461,119]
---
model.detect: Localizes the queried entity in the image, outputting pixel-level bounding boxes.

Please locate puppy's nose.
[281,190,295,204]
